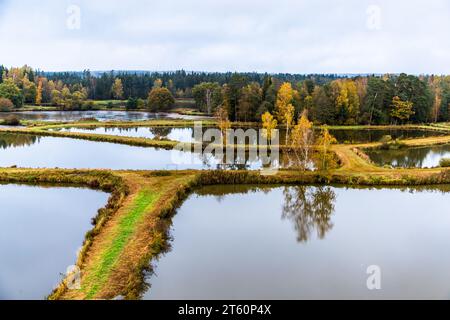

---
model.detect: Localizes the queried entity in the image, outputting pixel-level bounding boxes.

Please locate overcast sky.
[0,0,449,73]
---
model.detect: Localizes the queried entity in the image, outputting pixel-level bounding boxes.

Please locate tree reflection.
[0,133,39,149]
[282,186,336,242]
[149,127,173,139]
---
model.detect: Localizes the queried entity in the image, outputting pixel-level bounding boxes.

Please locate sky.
[0,0,449,74]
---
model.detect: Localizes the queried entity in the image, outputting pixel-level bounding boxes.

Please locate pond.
[0,111,209,122]
[0,184,109,299]
[52,127,197,143]
[49,126,447,145]
[0,133,288,170]
[144,185,450,300]
[324,128,447,144]
[365,144,450,168]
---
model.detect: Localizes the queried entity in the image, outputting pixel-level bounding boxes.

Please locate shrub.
[440,158,450,167]
[79,117,99,122]
[147,88,175,112]
[0,98,14,112]
[2,114,21,126]
[379,139,406,150]
[379,135,392,143]
[82,101,95,110]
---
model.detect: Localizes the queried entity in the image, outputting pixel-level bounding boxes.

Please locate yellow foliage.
[261,111,277,141]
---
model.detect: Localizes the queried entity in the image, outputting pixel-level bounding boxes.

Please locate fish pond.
[0,184,108,299]
[144,184,450,300]
[366,144,450,168]
[0,110,209,122]
[51,126,447,145]
[0,133,290,170]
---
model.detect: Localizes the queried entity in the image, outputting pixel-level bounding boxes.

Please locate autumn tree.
[261,111,278,144]
[276,82,295,144]
[0,97,14,111]
[290,110,314,169]
[315,126,337,170]
[0,78,23,108]
[215,106,231,144]
[331,79,360,124]
[153,78,163,89]
[22,76,37,104]
[35,79,43,105]
[390,96,415,124]
[111,78,124,100]
[147,87,175,112]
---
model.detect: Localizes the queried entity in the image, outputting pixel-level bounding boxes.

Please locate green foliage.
[126,97,138,110]
[192,82,222,114]
[0,78,23,107]
[147,87,175,112]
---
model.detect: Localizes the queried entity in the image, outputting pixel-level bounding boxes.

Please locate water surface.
[0,184,108,299]
[144,185,450,300]
[0,133,284,170]
[0,111,209,122]
[53,127,196,143]
[366,144,450,168]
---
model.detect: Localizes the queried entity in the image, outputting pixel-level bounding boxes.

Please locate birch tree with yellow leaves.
[275,82,295,145]
[290,109,314,170]
[261,111,278,145]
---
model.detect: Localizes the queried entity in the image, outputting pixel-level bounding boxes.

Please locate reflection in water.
[0,185,108,299]
[54,126,200,143]
[0,111,210,122]
[0,133,40,149]
[282,186,336,242]
[0,133,287,170]
[326,129,446,144]
[144,185,450,300]
[53,126,447,144]
[366,144,450,168]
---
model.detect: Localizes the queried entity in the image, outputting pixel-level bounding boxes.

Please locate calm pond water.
[0,133,286,170]
[325,128,446,144]
[53,127,196,143]
[0,111,209,122]
[50,127,446,144]
[366,144,450,168]
[0,184,108,299]
[144,185,450,300]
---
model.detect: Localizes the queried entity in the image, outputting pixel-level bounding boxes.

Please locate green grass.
[85,189,158,298]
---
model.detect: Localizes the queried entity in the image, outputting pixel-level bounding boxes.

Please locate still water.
[144,185,450,300]
[366,144,450,168]
[53,127,196,143]
[52,126,446,145]
[0,111,208,122]
[325,128,446,144]
[0,133,284,170]
[0,184,109,299]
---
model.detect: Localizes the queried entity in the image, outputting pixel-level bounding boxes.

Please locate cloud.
[0,0,449,73]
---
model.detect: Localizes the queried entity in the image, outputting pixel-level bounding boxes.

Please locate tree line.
[1,64,449,125]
